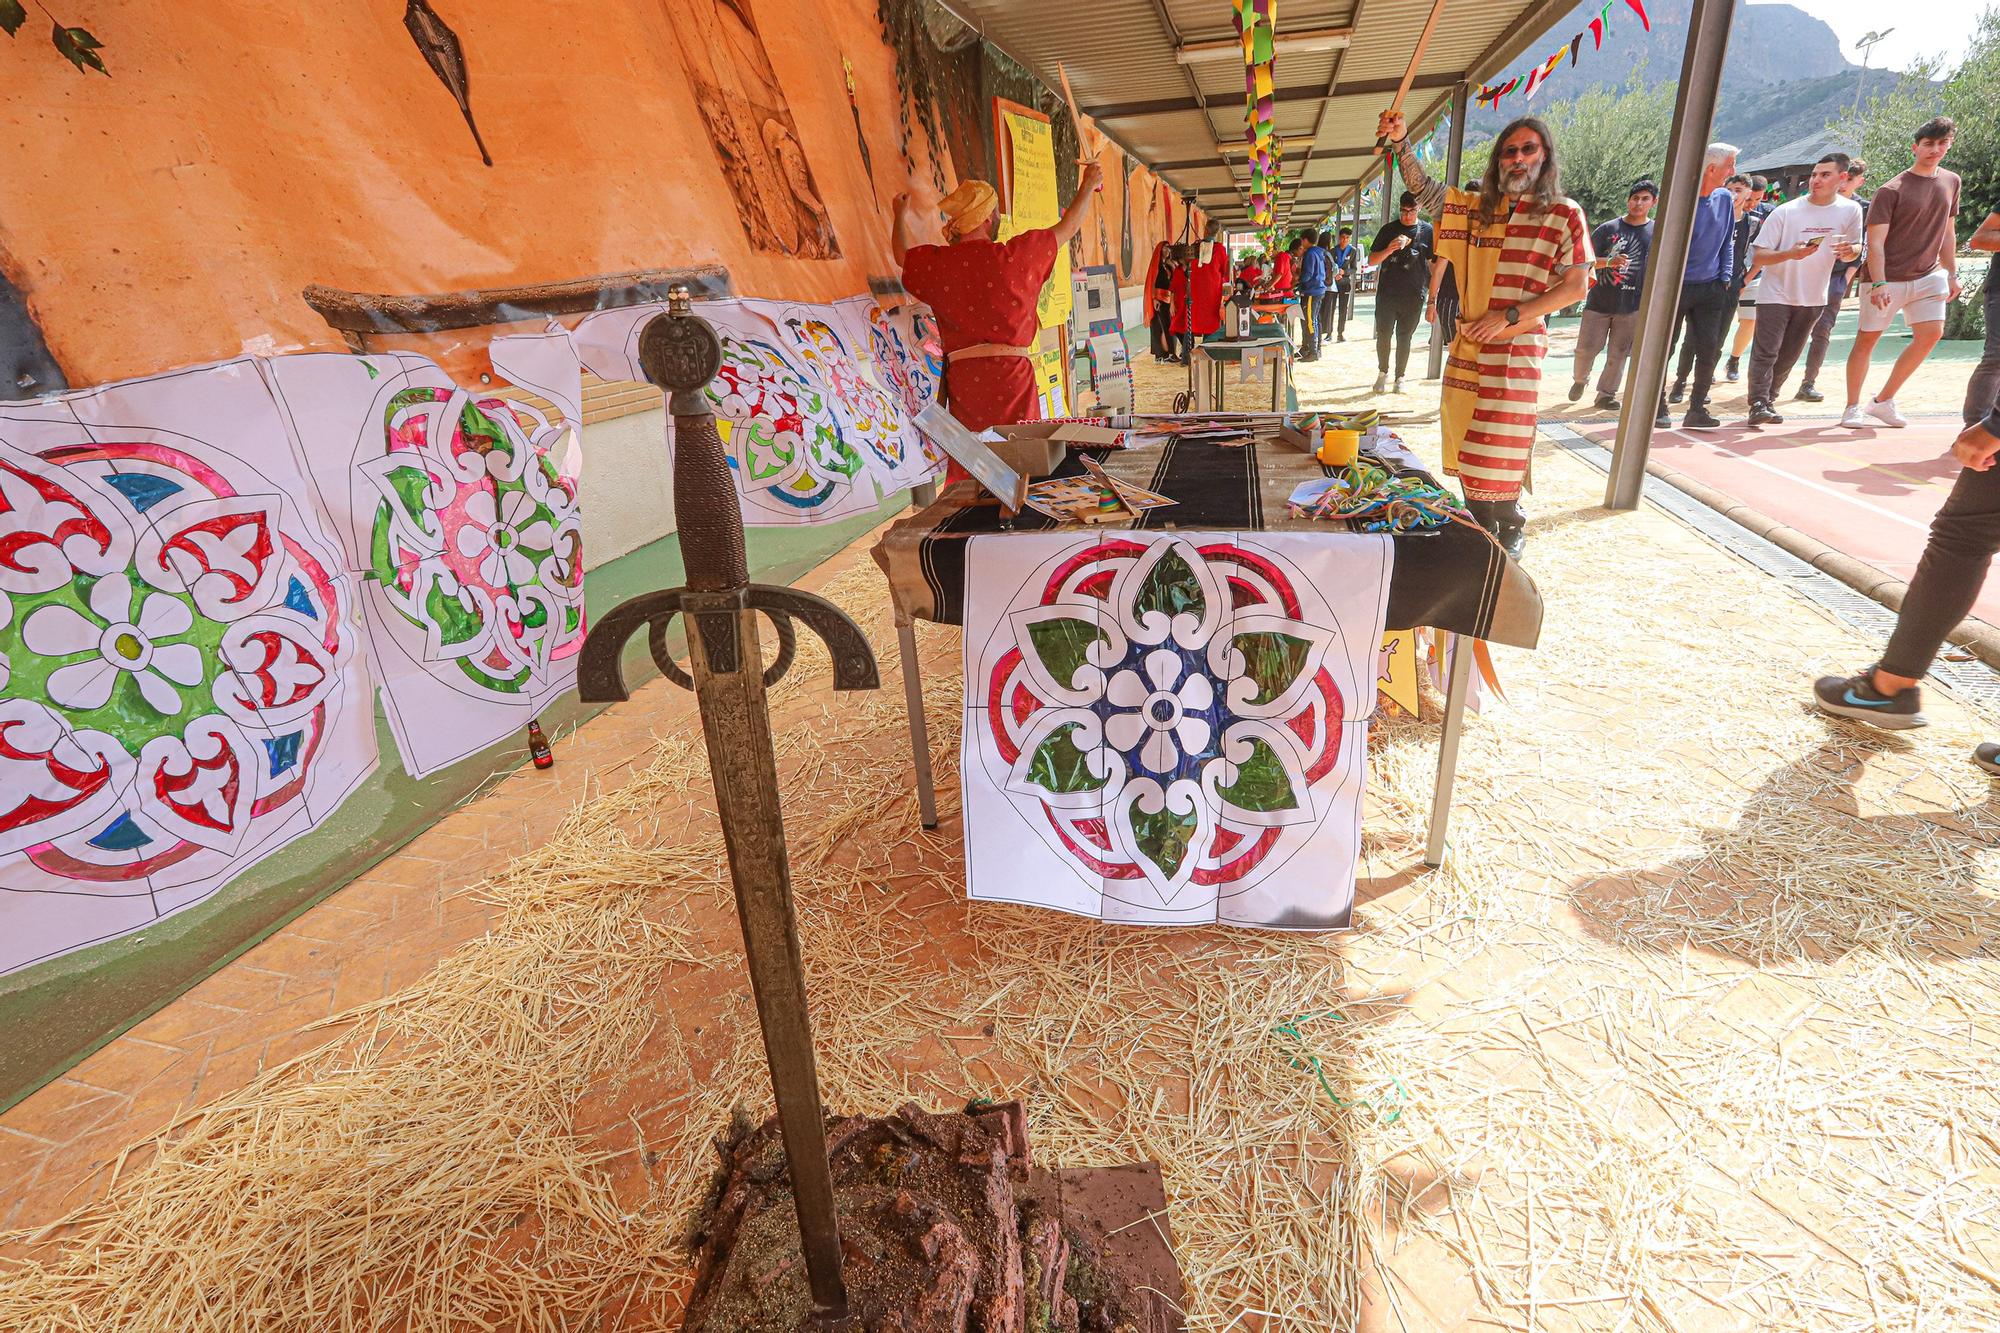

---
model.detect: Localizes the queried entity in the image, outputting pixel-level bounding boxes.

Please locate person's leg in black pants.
[1880,457,2000,683]
[1150,302,1173,359]
[1683,280,1732,421]
[1963,277,2000,426]
[1336,286,1353,340]
[1671,307,1698,398]
[1388,296,1420,382]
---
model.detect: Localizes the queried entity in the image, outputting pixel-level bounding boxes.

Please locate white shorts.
[1858,270,1950,332]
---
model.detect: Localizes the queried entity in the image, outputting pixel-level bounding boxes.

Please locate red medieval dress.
[1170,240,1229,337]
[901,228,1060,433]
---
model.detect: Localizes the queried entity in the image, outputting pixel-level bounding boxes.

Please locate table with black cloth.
[869,421,1544,866]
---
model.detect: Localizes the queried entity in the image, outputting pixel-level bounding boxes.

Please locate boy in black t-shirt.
[1365,192,1434,394]
[1571,181,1655,410]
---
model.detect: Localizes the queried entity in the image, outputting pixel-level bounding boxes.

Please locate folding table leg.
[897,619,939,829]
[1424,633,1474,867]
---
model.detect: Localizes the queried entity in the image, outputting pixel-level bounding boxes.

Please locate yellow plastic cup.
[1318,428,1360,467]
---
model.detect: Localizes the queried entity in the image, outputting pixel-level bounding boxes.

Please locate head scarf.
[939,180,999,240]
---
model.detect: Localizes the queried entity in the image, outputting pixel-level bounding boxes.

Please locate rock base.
[681,1101,1185,1333]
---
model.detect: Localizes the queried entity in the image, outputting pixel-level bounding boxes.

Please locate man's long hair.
[1476,117,1562,225]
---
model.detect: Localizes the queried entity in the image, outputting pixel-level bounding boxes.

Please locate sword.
[577,287,879,1321]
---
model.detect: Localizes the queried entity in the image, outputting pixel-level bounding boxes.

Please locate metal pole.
[1424,633,1473,867]
[1426,84,1468,380]
[1604,0,1737,510]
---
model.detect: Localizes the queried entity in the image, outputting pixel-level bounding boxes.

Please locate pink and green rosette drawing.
[363,387,585,699]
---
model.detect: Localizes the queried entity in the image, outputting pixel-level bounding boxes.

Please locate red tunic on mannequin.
[901,229,1060,431]
[1170,239,1229,336]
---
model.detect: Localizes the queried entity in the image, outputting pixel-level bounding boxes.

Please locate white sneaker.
[1393,379,1405,394]
[1839,404,1870,429]
[1866,397,1908,428]
[1372,374,1388,393]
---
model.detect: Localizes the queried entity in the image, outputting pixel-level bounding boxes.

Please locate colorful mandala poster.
[961,531,1392,929]
[265,341,585,779]
[0,361,377,973]
[571,297,943,526]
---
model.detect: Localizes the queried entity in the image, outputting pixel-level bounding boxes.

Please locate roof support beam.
[1085,71,1461,121]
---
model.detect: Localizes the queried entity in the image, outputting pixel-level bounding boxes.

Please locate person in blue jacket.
[1296,230,1332,360]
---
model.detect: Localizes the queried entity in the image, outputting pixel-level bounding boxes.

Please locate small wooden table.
[1191,337,1293,413]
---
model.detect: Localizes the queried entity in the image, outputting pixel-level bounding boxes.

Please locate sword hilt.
[640,286,747,593]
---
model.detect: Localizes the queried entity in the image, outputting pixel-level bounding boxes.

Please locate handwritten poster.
[996,108,1071,331]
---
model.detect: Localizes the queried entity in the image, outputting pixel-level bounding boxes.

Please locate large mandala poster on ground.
[267,343,585,778]
[0,362,377,972]
[962,531,1392,929]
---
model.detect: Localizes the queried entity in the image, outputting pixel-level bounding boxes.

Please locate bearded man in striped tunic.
[1378,110,1590,559]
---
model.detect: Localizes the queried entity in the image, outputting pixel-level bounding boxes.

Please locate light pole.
[1850,28,1894,128]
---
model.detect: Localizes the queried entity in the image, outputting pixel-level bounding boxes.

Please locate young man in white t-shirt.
[1743,153,1866,424]
[1842,117,1962,428]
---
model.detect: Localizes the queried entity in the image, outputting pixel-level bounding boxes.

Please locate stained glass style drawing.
[572,297,943,526]
[962,531,1392,929]
[0,362,376,972]
[269,342,585,777]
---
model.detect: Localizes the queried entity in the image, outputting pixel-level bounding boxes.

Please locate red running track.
[1577,415,2000,631]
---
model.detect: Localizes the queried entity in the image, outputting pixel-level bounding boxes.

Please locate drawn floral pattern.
[981,536,1351,904]
[0,434,354,886]
[364,387,585,698]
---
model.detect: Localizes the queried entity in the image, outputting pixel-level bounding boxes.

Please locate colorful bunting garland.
[1477,0,1649,110]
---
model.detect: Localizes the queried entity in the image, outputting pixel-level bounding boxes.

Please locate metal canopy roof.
[937,0,1577,227]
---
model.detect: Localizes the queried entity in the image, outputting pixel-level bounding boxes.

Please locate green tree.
[1535,75,1676,228]
[1445,75,1673,228]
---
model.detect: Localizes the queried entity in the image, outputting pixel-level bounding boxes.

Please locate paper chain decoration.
[1478,0,1650,108]
[1235,0,1280,231]
[1289,459,1472,534]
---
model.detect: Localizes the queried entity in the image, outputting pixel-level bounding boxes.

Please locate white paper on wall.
[0,361,378,972]
[961,530,1391,929]
[264,345,585,777]
[573,299,884,526]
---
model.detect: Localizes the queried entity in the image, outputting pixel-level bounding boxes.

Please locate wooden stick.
[1375,0,1451,154]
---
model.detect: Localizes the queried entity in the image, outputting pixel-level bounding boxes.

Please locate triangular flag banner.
[1524,65,1544,100]
[1623,0,1650,32]
[1589,16,1604,47]
[1569,33,1582,64]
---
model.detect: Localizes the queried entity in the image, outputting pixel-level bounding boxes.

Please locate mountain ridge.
[1461,0,1935,161]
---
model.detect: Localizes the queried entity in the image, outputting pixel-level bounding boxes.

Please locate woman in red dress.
[893,162,1103,433]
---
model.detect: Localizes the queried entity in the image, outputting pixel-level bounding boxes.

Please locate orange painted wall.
[0,1,1191,387]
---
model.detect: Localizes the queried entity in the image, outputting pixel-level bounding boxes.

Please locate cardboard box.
[987,422,1128,476]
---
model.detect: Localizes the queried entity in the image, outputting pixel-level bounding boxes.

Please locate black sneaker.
[1725,356,1741,382]
[1976,742,2000,775]
[1594,393,1620,411]
[1748,401,1784,426]
[1655,407,1671,428]
[1682,406,1721,430]
[1669,380,1687,404]
[1795,383,1824,403]
[1567,381,1585,402]
[1812,672,1927,730]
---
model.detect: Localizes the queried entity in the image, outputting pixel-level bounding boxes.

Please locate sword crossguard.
[577,583,879,702]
